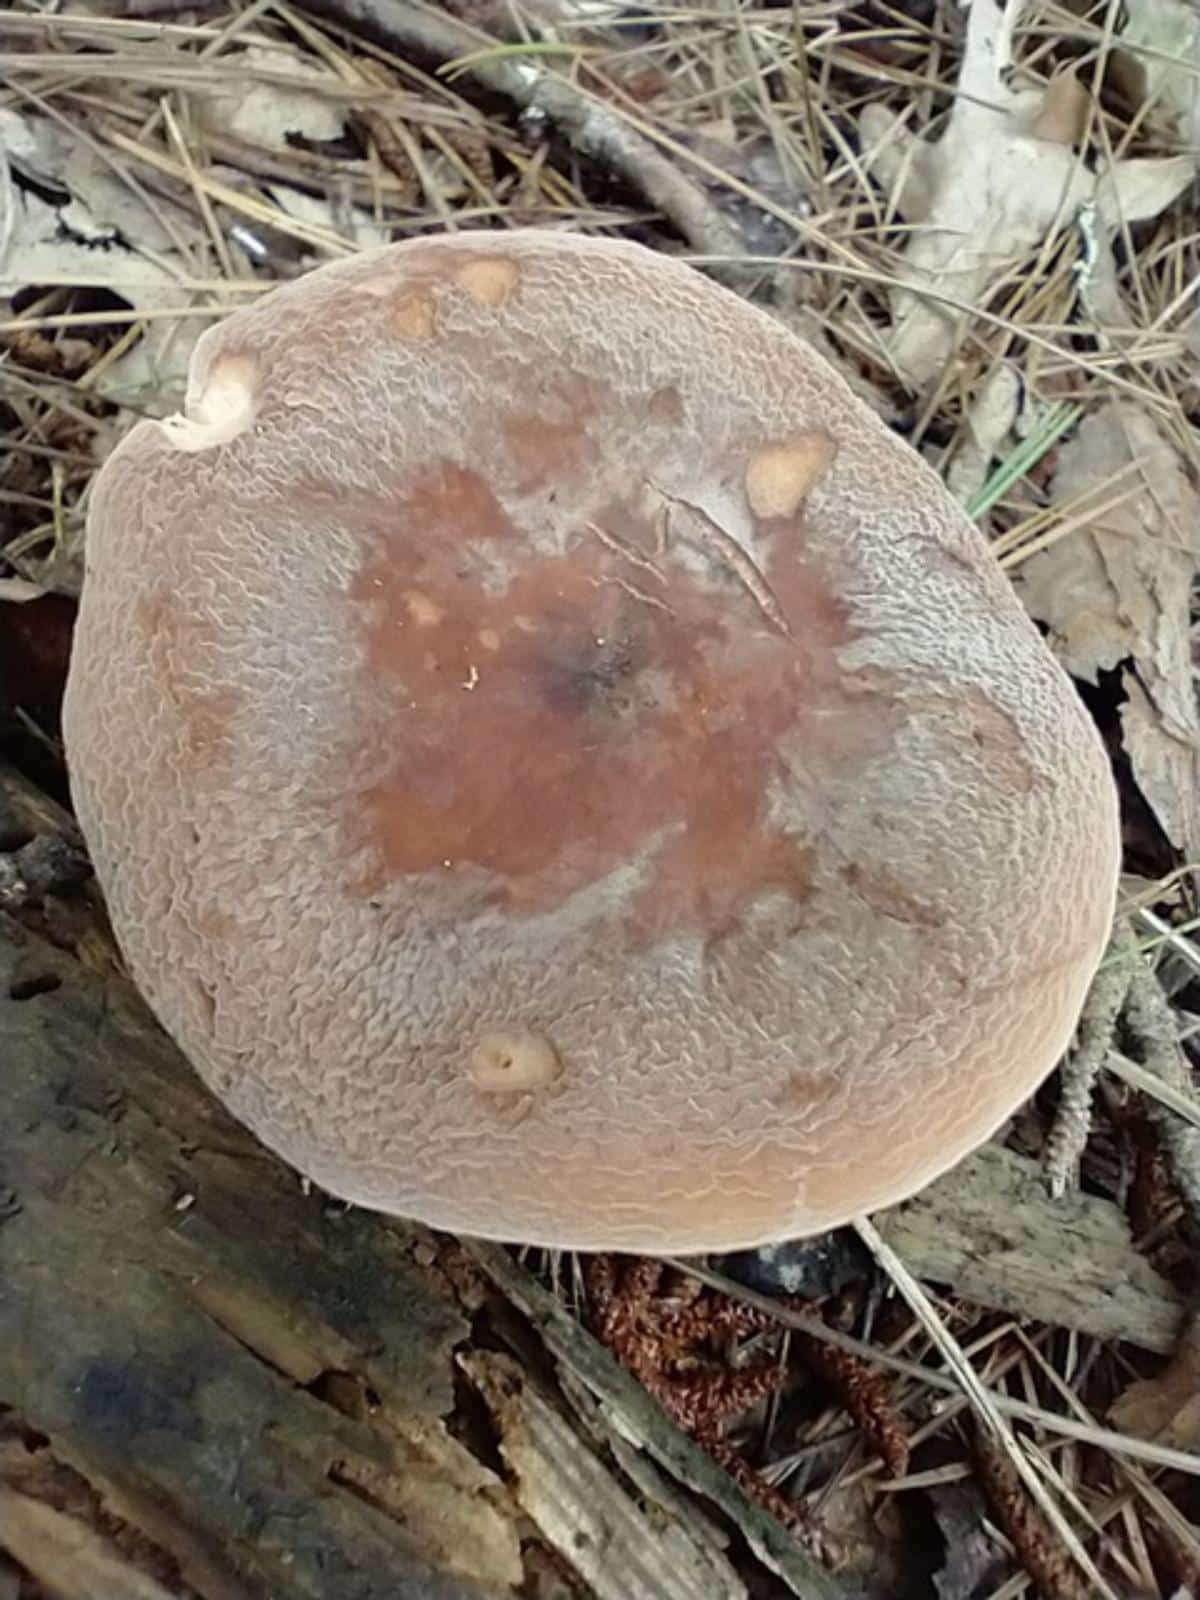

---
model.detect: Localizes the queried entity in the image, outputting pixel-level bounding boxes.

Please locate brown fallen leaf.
[1011,402,1200,856]
[1029,68,1090,145]
[1110,1311,1200,1449]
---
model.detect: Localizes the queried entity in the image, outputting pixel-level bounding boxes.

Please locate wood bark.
[877,1142,1185,1356]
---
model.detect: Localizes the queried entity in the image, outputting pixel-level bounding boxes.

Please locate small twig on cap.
[288,0,744,258]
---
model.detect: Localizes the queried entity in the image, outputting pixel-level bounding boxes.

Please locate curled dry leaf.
[1028,68,1090,145]
[859,0,1196,387]
[1011,403,1200,856]
[1109,1311,1200,1450]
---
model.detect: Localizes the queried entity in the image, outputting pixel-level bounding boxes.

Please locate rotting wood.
[460,1348,749,1600]
[0,909,519,1600]
[876,1143,1186,1355]
[0,1485,181,1600]
[0,764,854,1600]
[466,1241,851,1600]
[7,749,1178,1591]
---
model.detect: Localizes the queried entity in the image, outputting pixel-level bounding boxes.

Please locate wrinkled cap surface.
[63,230,1120,1252]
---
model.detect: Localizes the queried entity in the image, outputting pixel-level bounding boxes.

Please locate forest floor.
[2,1,1200,1596]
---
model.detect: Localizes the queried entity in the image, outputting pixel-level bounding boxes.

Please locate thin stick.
[853,1218,1119,1600]
[1107,1051,1200,1134]
[290,0,744,257]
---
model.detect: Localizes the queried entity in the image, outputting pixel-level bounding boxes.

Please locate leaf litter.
[1014,402,1200,857]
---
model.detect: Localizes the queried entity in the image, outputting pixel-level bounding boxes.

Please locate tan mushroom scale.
[63,230,1120,1253]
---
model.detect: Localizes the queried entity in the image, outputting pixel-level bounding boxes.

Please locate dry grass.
[3,0,1200,1594]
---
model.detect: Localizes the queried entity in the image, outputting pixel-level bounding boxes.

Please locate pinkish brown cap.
[63,230,1119,1253]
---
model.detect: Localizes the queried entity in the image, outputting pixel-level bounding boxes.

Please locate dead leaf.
[859,0,1197,387]
[1114,0,1200,147]
[0,106,174,260]
[0,182,206,411]
[1029,69,1090,145]
[60,143,178,258]
[0,108,210,412]
[1011,403,1200,854]
[263,182,388,252]
[1095,155,1198,232]
[193,45,349,154]
[1120,674,1200,863]
[1082,153,1197,328]
[0,578,46,604]
[930,1481,1010,1600]
[0,326,94,377]
[1110,1312,1200,1449]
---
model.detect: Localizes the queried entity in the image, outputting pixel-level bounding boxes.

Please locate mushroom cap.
[63,230,1120,1253]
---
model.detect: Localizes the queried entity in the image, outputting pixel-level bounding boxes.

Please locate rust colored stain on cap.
[347,469,893,945]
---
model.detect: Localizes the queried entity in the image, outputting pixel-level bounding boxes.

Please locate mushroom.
[63,230,1120,1254]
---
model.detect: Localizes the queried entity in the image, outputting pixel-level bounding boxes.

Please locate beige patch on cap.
[470,1030,561,1092]
[456,257,520,309]
[391,292,436,341]
[405,591,445,627]
[745,431,838,520]
[161,353,258,454]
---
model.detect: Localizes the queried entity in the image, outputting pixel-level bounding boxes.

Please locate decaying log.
[0,765,851,1600]
[877,1142,1185,1355]
[0,910,519,1599]
[466,1241,850,1598]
